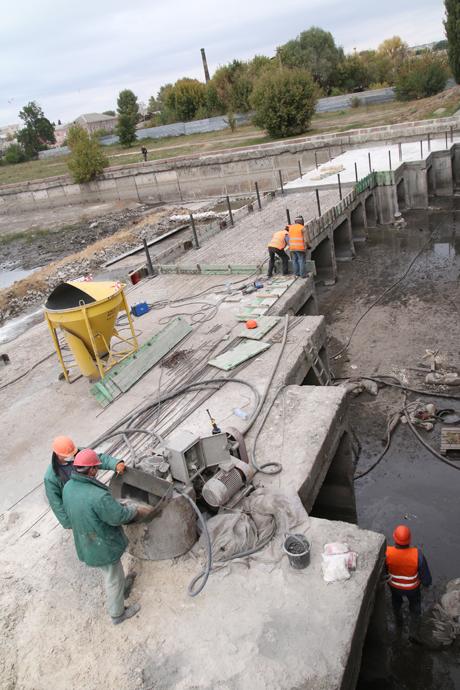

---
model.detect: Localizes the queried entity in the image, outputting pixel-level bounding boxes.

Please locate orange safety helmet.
[52,436,77,457]
[73,449,101,467]
[246,319,258,329]
[393,524,411,546]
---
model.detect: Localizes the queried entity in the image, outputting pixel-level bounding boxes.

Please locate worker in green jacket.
[44,435,126,528]
[62,448,154,625]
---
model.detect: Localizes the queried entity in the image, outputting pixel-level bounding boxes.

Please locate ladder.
[303,341,331,386]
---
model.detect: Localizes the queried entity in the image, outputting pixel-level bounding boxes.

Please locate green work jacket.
[44,451,119,528]
[62,473,136,567]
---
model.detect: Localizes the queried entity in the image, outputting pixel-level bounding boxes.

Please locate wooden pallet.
[440,427,460,455]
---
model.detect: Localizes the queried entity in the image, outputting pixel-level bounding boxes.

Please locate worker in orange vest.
[287,215,310,278]
[385,525,432,627]
[267,228,289,278]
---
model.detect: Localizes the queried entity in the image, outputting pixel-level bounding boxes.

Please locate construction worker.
[44,435,125,528]
[386,525,432,627]
[267,228,289,278]
[62,449,155,625]
[288,215,311,278]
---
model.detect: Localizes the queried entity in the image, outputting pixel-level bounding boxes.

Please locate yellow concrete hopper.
[44,280,138,382]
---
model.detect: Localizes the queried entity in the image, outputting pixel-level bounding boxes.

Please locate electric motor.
[202,461,254,507]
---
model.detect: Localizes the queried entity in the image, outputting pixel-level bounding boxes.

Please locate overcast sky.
[0,0,445,126]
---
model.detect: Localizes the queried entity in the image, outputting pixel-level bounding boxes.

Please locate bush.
[251,68,317,138]
[395,54,449,101]
[350,96,361,108]
[2,143,28,164]
[67,125,109,183]
[369,81,390,90]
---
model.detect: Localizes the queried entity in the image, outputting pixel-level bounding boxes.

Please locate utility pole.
[200,48,210,83]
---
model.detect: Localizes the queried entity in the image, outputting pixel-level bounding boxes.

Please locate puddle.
[0,267,34,288]
[0,307,43,345]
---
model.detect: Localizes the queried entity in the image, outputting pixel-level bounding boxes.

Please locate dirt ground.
[317,201,460,689]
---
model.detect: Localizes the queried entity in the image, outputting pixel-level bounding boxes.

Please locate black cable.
[332,230,436,360]
[354,413,400,480]
[0,352,54,391]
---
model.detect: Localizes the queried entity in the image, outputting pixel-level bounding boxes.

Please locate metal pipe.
[255,181,262,210]
[143,238,155,275]
[314,151,318,169]
[398,142,402,162]
[388,150,392,171]
[278,170,284,195]
[368,152,372,173]
[427,133,431,152]
[315,189,321,217]
[189,213,199,248]
[286,208,291,224]
[420,140,423,158]
[354,162,358,183]
[337,174,342,200]
[298,160,303,179]
[451,125,454,142]
[226,196,234,226]
[446,131,449,149]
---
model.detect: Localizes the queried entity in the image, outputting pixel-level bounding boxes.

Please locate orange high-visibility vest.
[288,223,305,252]
[268,230,287,250]
[386,546,420,590]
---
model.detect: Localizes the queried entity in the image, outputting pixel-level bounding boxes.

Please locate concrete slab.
[285,136,460,190]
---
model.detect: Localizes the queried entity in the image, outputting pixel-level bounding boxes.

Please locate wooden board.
[91,317,192,405]
[208,340,270,371]
[440,427,460,455]
[238,316,280,340]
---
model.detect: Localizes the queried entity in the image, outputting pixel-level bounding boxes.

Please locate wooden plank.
[90,317,192,404]
[208,340,270,371]
[238,316,280,340]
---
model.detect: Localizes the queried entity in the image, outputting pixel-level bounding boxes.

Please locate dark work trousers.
[267,247,289,277]
[390,587,422,619]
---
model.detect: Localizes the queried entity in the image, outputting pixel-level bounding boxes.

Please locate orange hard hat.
[74,449,101,467]
[52,436,77,457]
[393,525,411,546]
[246,319,258,329]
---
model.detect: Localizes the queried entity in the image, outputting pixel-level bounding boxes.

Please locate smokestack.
[201,48,210,83]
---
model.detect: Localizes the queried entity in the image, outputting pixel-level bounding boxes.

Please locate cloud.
[0,0,444,124]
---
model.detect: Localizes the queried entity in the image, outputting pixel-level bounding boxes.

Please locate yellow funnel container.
[44,280,139,382]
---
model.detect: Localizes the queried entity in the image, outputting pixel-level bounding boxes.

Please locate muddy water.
[318,199,460,689]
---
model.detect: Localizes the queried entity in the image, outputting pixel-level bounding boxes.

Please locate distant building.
[408,42,437,53]
[0,123,19,151]
[54,123,69,146]
[74,112,118,134]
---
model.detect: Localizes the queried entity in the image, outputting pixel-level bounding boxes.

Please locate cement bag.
[441,590,460,622]
[198,512,260,562]
[243,488,307,535]
[416,604,457,649]
[446,578,460,593]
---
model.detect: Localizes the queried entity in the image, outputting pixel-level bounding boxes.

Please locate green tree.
[211,60,253,112]
[16,101,55,158]
[445,0,460,81]
[103,110,116,116]
[2,143,27,165]
[377,36,409,82]
[165,78,207,121]
[395,54,449,100]
[67,125,109,183]
[116,89,139,147]
[336,53,372,92]
[251,68,317,138]
[276,27,343,92]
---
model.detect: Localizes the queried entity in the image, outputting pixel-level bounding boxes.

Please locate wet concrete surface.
[317,198,460,689]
